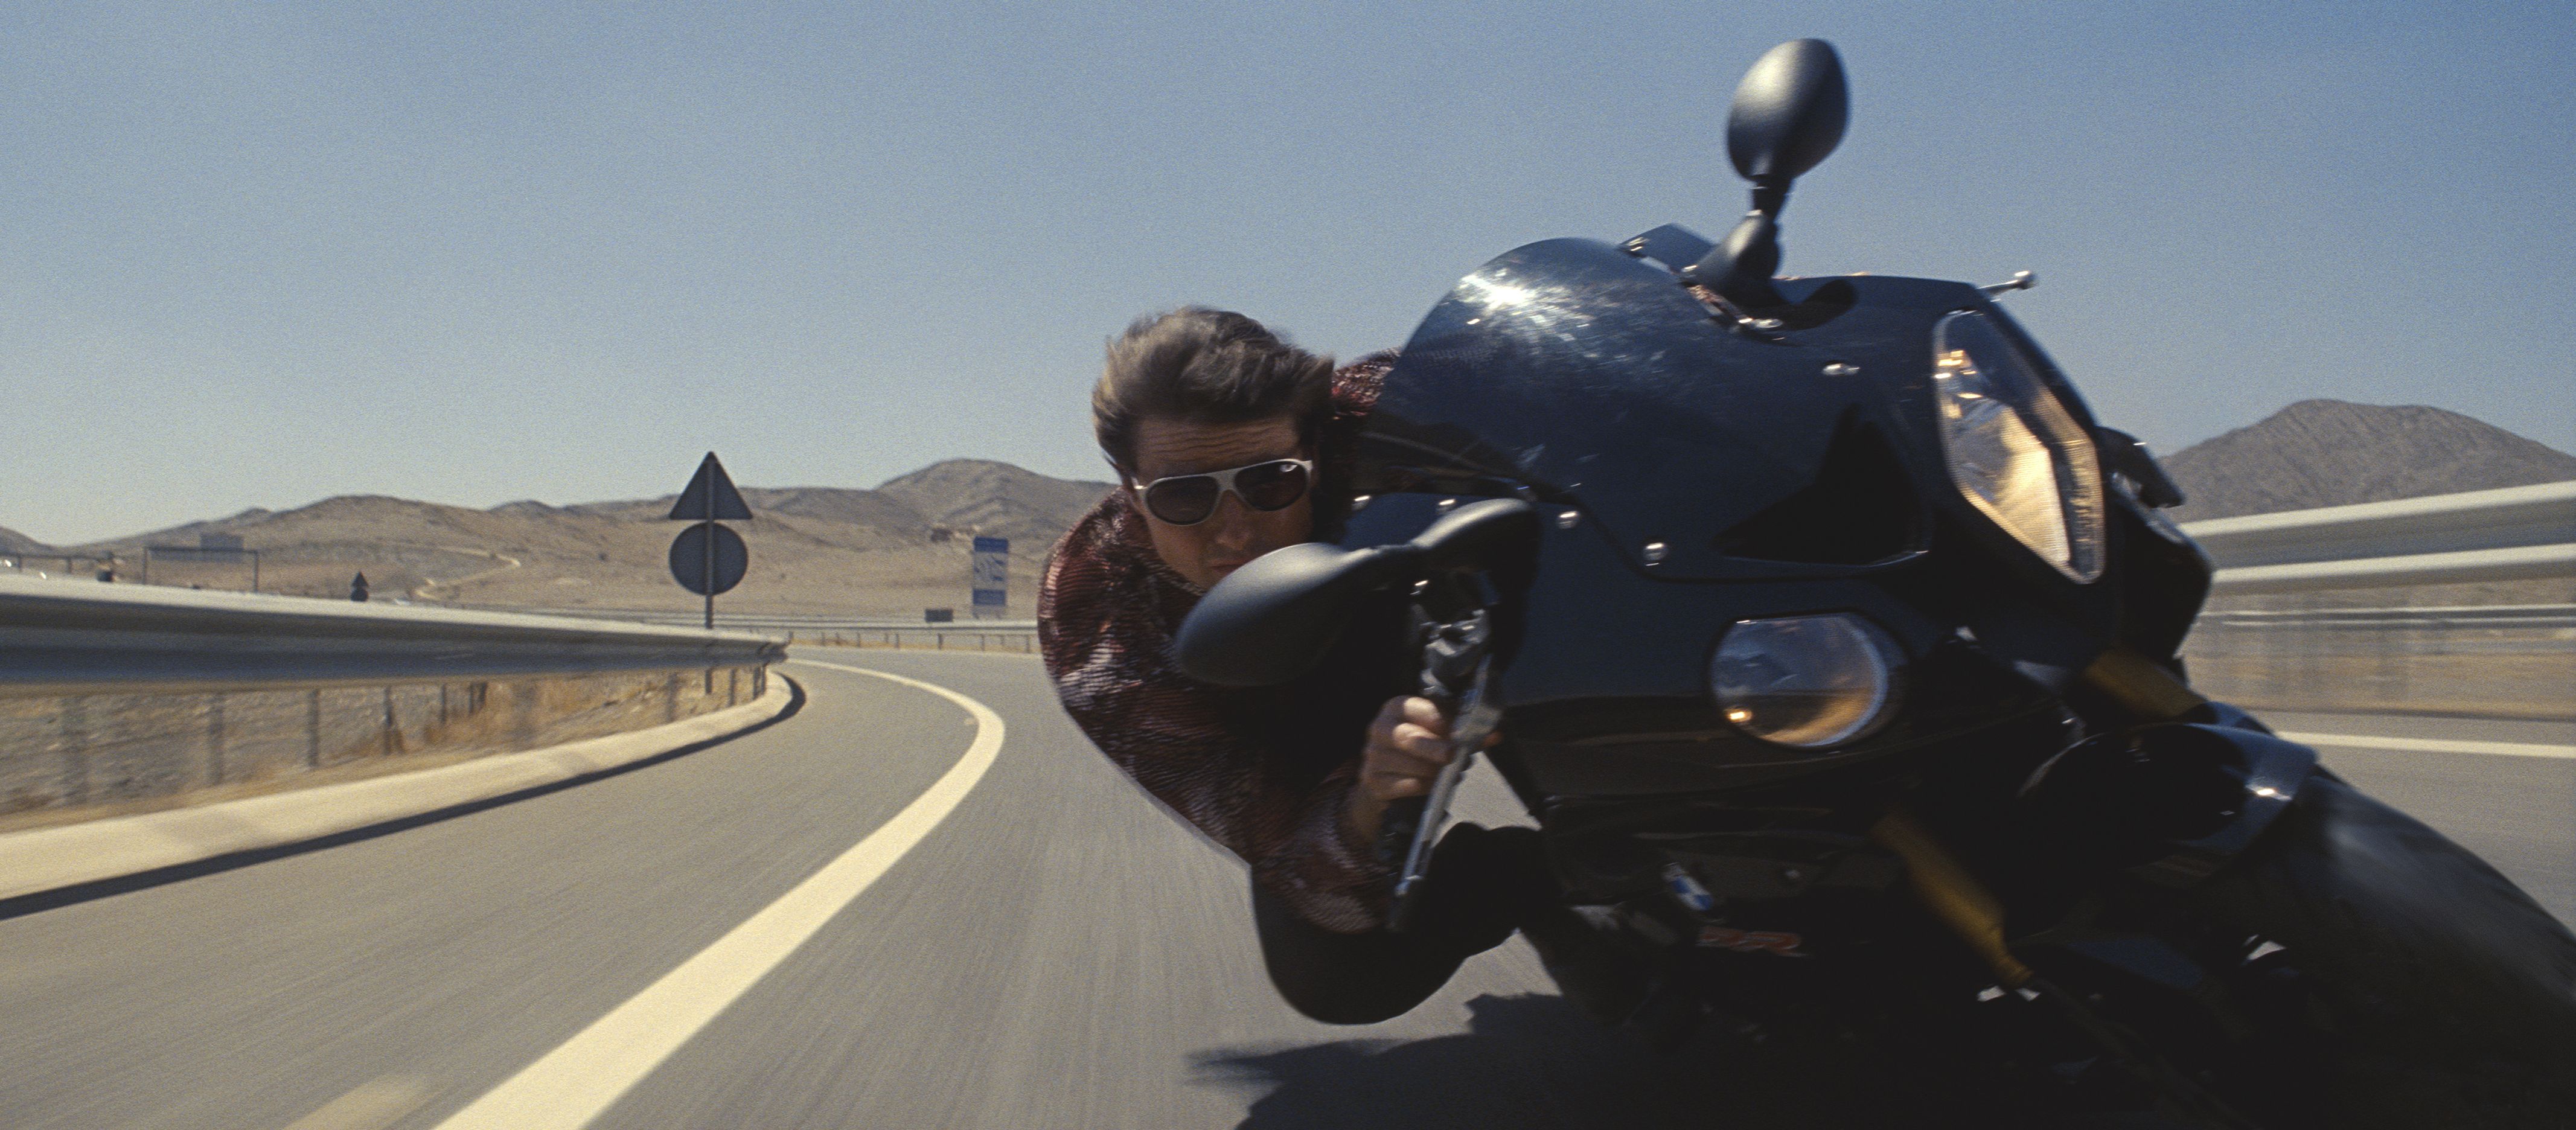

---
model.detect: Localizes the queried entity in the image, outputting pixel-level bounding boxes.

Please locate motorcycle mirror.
[1727,39,1849,188]
[1174,499,1539,688]
[1175,542,1424,687]
[1687,39,1849,309]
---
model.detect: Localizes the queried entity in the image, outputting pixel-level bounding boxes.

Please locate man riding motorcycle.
[1048,39,2575,1127]
[1037,307,1640,1024]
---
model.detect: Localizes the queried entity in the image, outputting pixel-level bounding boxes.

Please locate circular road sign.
[668,522,749,596]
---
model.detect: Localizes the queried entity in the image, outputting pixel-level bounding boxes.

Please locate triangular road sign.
[668,452,753,521]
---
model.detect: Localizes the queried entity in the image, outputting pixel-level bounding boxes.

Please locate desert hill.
[2163,400,2576,521]
[875,459,1119,545]
[51,459,1114,616]
[0,526,54,555]
[563,486,935,538]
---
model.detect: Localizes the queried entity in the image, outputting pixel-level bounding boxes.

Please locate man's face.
[1125,414,1314,591]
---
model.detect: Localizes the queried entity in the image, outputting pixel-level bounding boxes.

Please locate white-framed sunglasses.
[1124,458,1315,526]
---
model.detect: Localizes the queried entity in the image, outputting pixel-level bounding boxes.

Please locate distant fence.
[489,606,1040,653]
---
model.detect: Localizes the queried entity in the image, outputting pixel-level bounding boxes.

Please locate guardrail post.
[2373,593,2405,700]
[206,692,227,787]
[382,686,398,757]
[2300,593,2327,710]
[58,696,90,805]
[512,681,538,747]
[305,689,322,768]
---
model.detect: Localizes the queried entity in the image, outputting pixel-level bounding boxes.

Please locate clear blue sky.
[4,1,2570,544]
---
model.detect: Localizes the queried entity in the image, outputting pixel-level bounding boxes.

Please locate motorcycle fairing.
[1361,237,2113,586]
[1358,237,1905,581]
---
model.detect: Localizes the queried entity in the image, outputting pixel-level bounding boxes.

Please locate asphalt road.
[1,653,2566,1130]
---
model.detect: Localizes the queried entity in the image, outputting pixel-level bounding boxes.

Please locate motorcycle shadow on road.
[1192,992,2169,1130]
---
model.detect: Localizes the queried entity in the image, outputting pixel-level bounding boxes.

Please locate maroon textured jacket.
[1037,356,1401,932]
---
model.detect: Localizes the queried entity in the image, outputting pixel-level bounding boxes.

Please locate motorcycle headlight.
[1931,310,2105,583]
[1710,614,1905,749]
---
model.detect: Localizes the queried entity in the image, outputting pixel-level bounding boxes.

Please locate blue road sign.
[971,536,1008,610]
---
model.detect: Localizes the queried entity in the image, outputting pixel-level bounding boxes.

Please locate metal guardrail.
[473,606,1041,652]
[2183,480,2576,594]
[2193,604,2576,631]
[509,608,1035,631]
[2177,484,2574,718]
[0,574,784,698]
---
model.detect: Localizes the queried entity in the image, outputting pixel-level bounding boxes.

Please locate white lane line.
[282,1076,432,1130]
[2280,731,2576,760]
[430,662,1005,1130]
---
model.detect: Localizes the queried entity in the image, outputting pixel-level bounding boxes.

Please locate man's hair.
[1094,308,1335,474]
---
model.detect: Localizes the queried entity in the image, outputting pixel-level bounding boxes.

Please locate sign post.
[667,452,753,630]
[971,536,1009,618]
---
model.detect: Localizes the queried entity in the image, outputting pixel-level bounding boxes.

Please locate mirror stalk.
[1683,39,1850,312]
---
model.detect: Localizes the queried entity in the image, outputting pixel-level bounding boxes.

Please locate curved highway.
[0,652,2565,1129]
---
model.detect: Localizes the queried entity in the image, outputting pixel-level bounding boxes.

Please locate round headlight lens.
[1710,614,1905,749]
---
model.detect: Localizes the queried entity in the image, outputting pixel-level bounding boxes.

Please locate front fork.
[1864,647,2278,1127]
[1876,645,2213,986]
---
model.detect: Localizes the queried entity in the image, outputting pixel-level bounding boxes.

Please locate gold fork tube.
[1871,805,2035,989]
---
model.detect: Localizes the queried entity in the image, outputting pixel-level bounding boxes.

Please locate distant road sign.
[668,453,753,522]
[971,536,1008,611]
[669,523,748,596]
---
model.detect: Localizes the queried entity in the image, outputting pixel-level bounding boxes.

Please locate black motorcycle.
[1177,39,2576,1128]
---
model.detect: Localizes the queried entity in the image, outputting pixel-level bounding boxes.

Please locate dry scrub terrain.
[40,459,1113,618]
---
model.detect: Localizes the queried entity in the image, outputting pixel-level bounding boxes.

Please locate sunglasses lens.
[1236,461,1311,511]
[1143,476,1220,525]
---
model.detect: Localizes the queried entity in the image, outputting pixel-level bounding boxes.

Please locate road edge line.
[0,679,796,904]
[428,659,1005,1130]
[2280,730,2576,760]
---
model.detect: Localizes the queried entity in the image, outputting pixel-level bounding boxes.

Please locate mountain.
[873,459,1116,546]
[566,487,933,538]
[33,459,1111,614]
[0,526,53,555]
[2162,400,2576,521]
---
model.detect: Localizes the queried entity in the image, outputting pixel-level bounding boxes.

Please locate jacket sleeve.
[1038,498,1395,933]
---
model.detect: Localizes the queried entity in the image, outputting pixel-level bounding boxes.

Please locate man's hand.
[1347,695,1498,844]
